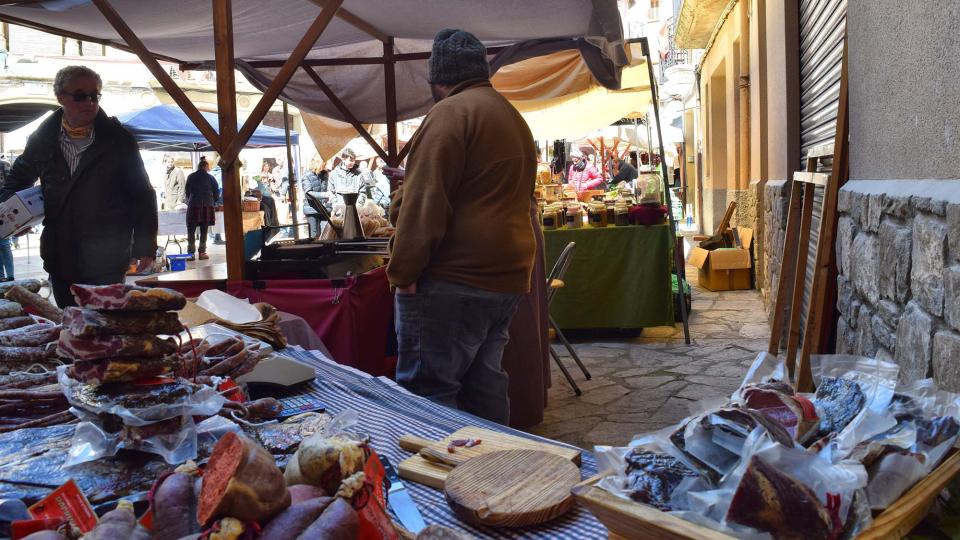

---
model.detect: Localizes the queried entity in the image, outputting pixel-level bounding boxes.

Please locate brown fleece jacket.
[387,79,537,294]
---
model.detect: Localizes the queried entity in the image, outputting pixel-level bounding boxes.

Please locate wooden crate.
[573,448,960,540]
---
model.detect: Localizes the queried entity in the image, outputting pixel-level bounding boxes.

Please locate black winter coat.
[300,170,330,214]
[0,109,157,281]
[185,170,219,209]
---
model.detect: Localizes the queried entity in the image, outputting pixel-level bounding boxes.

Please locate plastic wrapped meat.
[742,387,819,442]
[742,380,796,396]
[69,284,186,312]
[623,450,699,510]
[814,377,866,436]
[916,416,960,447]
[62,307,184,337]
[67,355,182,384]
[727,455,836,540]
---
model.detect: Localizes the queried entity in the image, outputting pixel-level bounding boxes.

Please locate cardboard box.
[688,227,754,291]
[0,186,44,239]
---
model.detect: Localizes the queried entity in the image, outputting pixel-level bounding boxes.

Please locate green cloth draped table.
[543,224,675,330]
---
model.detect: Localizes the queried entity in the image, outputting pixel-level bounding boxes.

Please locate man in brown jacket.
[386,29,537,424]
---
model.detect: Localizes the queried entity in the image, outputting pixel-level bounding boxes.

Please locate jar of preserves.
[565,204,582,229]
[615,202,630,226]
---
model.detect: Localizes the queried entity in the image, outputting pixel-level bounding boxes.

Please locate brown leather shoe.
[198,253,209,260]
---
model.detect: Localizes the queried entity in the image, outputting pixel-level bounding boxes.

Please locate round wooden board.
[444,449,580,528]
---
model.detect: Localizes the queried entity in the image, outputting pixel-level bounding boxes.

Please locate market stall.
[544,224,675,330]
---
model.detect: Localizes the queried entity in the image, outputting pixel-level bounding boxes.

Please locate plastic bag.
[65,412,198,466]
[57,366,226,426]
[196,289,261,324]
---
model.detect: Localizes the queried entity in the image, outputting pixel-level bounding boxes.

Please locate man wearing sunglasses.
[0,65,157,307]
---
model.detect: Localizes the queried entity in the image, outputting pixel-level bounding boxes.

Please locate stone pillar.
[837,1,960,388]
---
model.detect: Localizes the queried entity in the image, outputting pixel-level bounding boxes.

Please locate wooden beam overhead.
[219,0,343,167]
[213,0,245,281]
[91,0,220,151]
[383,37,398,166]
[242,56,384,69]
[302,65,389,164]
[396,138,412,164]
[306,0,389,42]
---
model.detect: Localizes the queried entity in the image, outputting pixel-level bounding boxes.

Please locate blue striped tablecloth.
[283,347,607,539]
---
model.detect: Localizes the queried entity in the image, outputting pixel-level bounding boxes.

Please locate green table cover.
[543,224,675,330]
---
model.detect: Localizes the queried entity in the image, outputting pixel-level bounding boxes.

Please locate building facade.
[677,0,960,389]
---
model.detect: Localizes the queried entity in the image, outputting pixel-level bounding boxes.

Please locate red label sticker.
[11,518,66,539]
[27,479,98,533]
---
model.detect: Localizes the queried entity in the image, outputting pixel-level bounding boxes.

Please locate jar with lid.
[615,202,630,226]
[542,206,558,230]
[588,202,607,227]
[565,204,582,229]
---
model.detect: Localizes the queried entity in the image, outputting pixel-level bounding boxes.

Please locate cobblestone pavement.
[530,266,771,451]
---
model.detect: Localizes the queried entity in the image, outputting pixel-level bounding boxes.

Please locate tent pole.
[384,37,399,174]
[213,0,244,281]
[282,101,299,240]
[641,37,690,345]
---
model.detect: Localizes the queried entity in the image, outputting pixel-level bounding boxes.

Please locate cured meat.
[243,412,333,455]
[0,279,41,295]
[726,455,835,540]
[623,450,698,510]
[0,299,24,319]
[917,416,960,447]
[0,315,34,332]
[742,380,795,396]
[0,323,61,347]
[0,344,57,363]
[62,307,183,337]
[69,284,187,312]
[57,331,177,361]
[743,388,819,442]
[814,377,865,436]
[5,286,62,323]
[67,355,182,385]
[70,379,202,412]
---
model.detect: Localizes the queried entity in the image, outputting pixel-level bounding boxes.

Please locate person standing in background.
[300,156,330,238]
[183,157,219,261]
[1,65,156,307]
[0,158,14,281]
[161,154,186,210]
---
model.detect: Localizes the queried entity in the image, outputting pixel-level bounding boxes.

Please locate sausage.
[0,323,60,347]
[0,316,34,332]
[0,344,56,363]
[258,497,333,540]
[151,472,201,540]
[295,498,359,540]
[0,299,24,319]
[288,484,328,504]
[22,532,67,540]
[4,286,61,322]
[85,503,137,540]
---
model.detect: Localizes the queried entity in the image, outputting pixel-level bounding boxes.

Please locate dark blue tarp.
[115,104,298,151]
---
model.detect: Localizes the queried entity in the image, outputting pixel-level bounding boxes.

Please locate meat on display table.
[543,224,675,330]
[0,347,605,539]
[137,265,396,377]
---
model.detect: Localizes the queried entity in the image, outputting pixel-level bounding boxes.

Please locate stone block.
[912,195,947,217]
[949,203,960,264]
[878,221,912,303]
[850,192,866,228]
[946,267,960,333]
[856,309,878,357]
[876,347,894,365]
[883,194,911,219]
[836,317,853,354]
[911,214,948,316]
[877,299,902,328]
[851,232,880,306]
[837,189,851,213]
[837,216,856,278]
[872,315,897,351]
[933,331,960,392]
[894,302,934,383]
[865,193,884,232]
[837,275,854,319]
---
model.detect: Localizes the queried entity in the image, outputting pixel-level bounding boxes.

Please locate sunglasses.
[61,91,101,103]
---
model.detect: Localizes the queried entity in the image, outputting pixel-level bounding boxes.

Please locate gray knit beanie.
[427,29,489,85]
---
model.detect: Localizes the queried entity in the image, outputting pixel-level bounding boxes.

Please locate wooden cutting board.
[445,449,580,528]
[397,426,581,489]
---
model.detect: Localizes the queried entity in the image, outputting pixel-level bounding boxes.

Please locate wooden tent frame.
[0,1,641,289]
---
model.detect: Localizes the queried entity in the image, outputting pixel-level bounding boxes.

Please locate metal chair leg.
[550,344,582,396]
[550,315,591,380]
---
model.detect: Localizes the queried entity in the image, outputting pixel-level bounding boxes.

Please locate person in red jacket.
[565,148,602,194]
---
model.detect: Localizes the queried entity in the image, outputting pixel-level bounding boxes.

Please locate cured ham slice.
[57,331,177,361]
[62,307,183,337]
[69,284,186,312]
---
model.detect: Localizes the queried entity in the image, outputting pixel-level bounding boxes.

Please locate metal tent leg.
[550,344,582,396]
[550,315,591,380]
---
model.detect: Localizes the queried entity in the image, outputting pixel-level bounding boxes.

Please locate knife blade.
[380,455,426,534]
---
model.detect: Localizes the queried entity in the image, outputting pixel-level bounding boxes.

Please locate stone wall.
[761,181,789,311]
[835,180,960,389]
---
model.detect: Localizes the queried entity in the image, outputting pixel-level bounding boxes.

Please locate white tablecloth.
[158,211,226,236]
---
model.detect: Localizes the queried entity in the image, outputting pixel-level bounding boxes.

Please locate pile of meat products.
[601,355,960,540]
[0,281,73,430]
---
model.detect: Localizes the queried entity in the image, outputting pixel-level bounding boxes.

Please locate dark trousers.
[305,214,322,238]
[187,223,209,254]
[50,272,125,308]
[394,278,521,425]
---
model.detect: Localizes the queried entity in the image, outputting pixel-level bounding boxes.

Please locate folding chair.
[547,242,592,395]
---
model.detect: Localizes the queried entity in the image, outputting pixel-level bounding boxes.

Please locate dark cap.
[427,28,489,85]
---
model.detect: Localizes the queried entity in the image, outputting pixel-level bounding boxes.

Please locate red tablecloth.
[147,267,396,377]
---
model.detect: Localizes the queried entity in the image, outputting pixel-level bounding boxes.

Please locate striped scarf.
[59,123,95,175]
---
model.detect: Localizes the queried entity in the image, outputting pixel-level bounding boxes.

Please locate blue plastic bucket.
[167,254,191,271]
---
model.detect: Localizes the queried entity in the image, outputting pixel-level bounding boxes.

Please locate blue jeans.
[0,238,13,279]
[395,278,521,425]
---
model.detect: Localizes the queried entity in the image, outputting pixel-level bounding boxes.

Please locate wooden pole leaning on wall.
[212,0,244,281]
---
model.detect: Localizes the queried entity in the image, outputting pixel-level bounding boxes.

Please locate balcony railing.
[660,23,690,79]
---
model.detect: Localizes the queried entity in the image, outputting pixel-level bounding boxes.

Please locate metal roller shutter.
[797,0,846,352]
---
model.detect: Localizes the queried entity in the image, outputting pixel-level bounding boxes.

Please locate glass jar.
[565,205,582,229]
[615,202,630,226]
[588,202,607,227]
